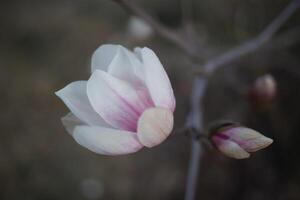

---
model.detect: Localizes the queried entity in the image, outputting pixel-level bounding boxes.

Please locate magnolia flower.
[56,45,175,155]
[211,124,273,159]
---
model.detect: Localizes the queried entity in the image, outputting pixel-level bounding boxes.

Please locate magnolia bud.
[249,74,277,105]
[210,123,273,159]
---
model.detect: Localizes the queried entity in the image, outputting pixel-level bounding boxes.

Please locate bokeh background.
[1,0,300,199]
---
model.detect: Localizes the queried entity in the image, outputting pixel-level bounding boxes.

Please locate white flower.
[55,44,175,155]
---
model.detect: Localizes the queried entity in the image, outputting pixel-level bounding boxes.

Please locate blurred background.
[1,0,300,199]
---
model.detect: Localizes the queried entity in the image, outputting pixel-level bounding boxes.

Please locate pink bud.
[211,125,273,159]
[249,74,277,105]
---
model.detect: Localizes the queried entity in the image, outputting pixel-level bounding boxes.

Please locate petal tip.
[137,107,174,148]
[54,88,63,98]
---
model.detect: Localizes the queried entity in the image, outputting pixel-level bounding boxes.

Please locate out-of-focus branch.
[264,26,300,49]
[111,0,200,59]
[184,77,207,200]
[110,1,299,200]
[185,139,202,200]
[181,0,197,42]
[203,0,300,74]
[180,0,208,59]
[185,2,300,200]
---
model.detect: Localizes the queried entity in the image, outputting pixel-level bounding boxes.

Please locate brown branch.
[185,2,300,199]
[109,1,299,200]
[180,0,208,59]
[181,0,197,42]
[111,0,199,58]
[264,26,300,49]
[203,0,300,74]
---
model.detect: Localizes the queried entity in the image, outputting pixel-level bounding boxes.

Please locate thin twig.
[264,26,300,49]
[184,77,207,200]
[110,1,300,200]
[204,0,300,74]
[111,0,199,58]
[185,140,202,200]
[184,1,300,200]
[180,0,208,60]
[181,0,197,43]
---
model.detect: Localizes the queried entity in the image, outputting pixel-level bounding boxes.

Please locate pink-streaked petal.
[61,113,85,135]
[91,44,119,73]
[136,47,175,112]
[107,46,144,85]
[87,70,154,131]
[137,107,174,147]
[73,126,144,155]
[212,135,250,159]
[222,127,273,152]
[240,137,273,152]
[55,81,110,127]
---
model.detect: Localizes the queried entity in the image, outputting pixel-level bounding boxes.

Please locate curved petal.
[224,127,273,153]
[73,126,143,155]
[212,135,250,159]
[55,81,110,127]
[135,47,175,112]
[137,107,173,147]
[87,70,154,131]
[61,112,85,135]
[107,46,144,85]
[91,44,119,73]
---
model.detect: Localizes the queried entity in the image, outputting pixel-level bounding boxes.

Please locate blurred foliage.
[0,0,300,199]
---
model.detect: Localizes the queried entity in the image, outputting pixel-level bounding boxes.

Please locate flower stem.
[185,139,202,200]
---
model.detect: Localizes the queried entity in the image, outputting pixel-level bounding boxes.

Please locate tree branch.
[184,77,207,200]
[109,1,300,200]
[111,0,199,58]
[181,0,197,42]
[184,140,203,200]
[204,0,300,74]
[184,2,300,200]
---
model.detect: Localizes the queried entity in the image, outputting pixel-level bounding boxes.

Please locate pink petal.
[87,70,154,131]
[222,127,273,152]
[212,135,250,159]
[135,47,175,112]
[73,126,144,155]
[55,81,110,127]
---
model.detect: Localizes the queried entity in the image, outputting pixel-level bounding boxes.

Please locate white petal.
[241,137,273,152]
[107,46,144,85]
[136,47,175,112]
[61,113,84,135]
[133,47,143,61]
[224,127,273,152]
[87,70,154,131]
[137,107,174,147]
[91,44,119,73]
[212,135,250,159]
[73,126,143,155]
[55,81,109,127]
